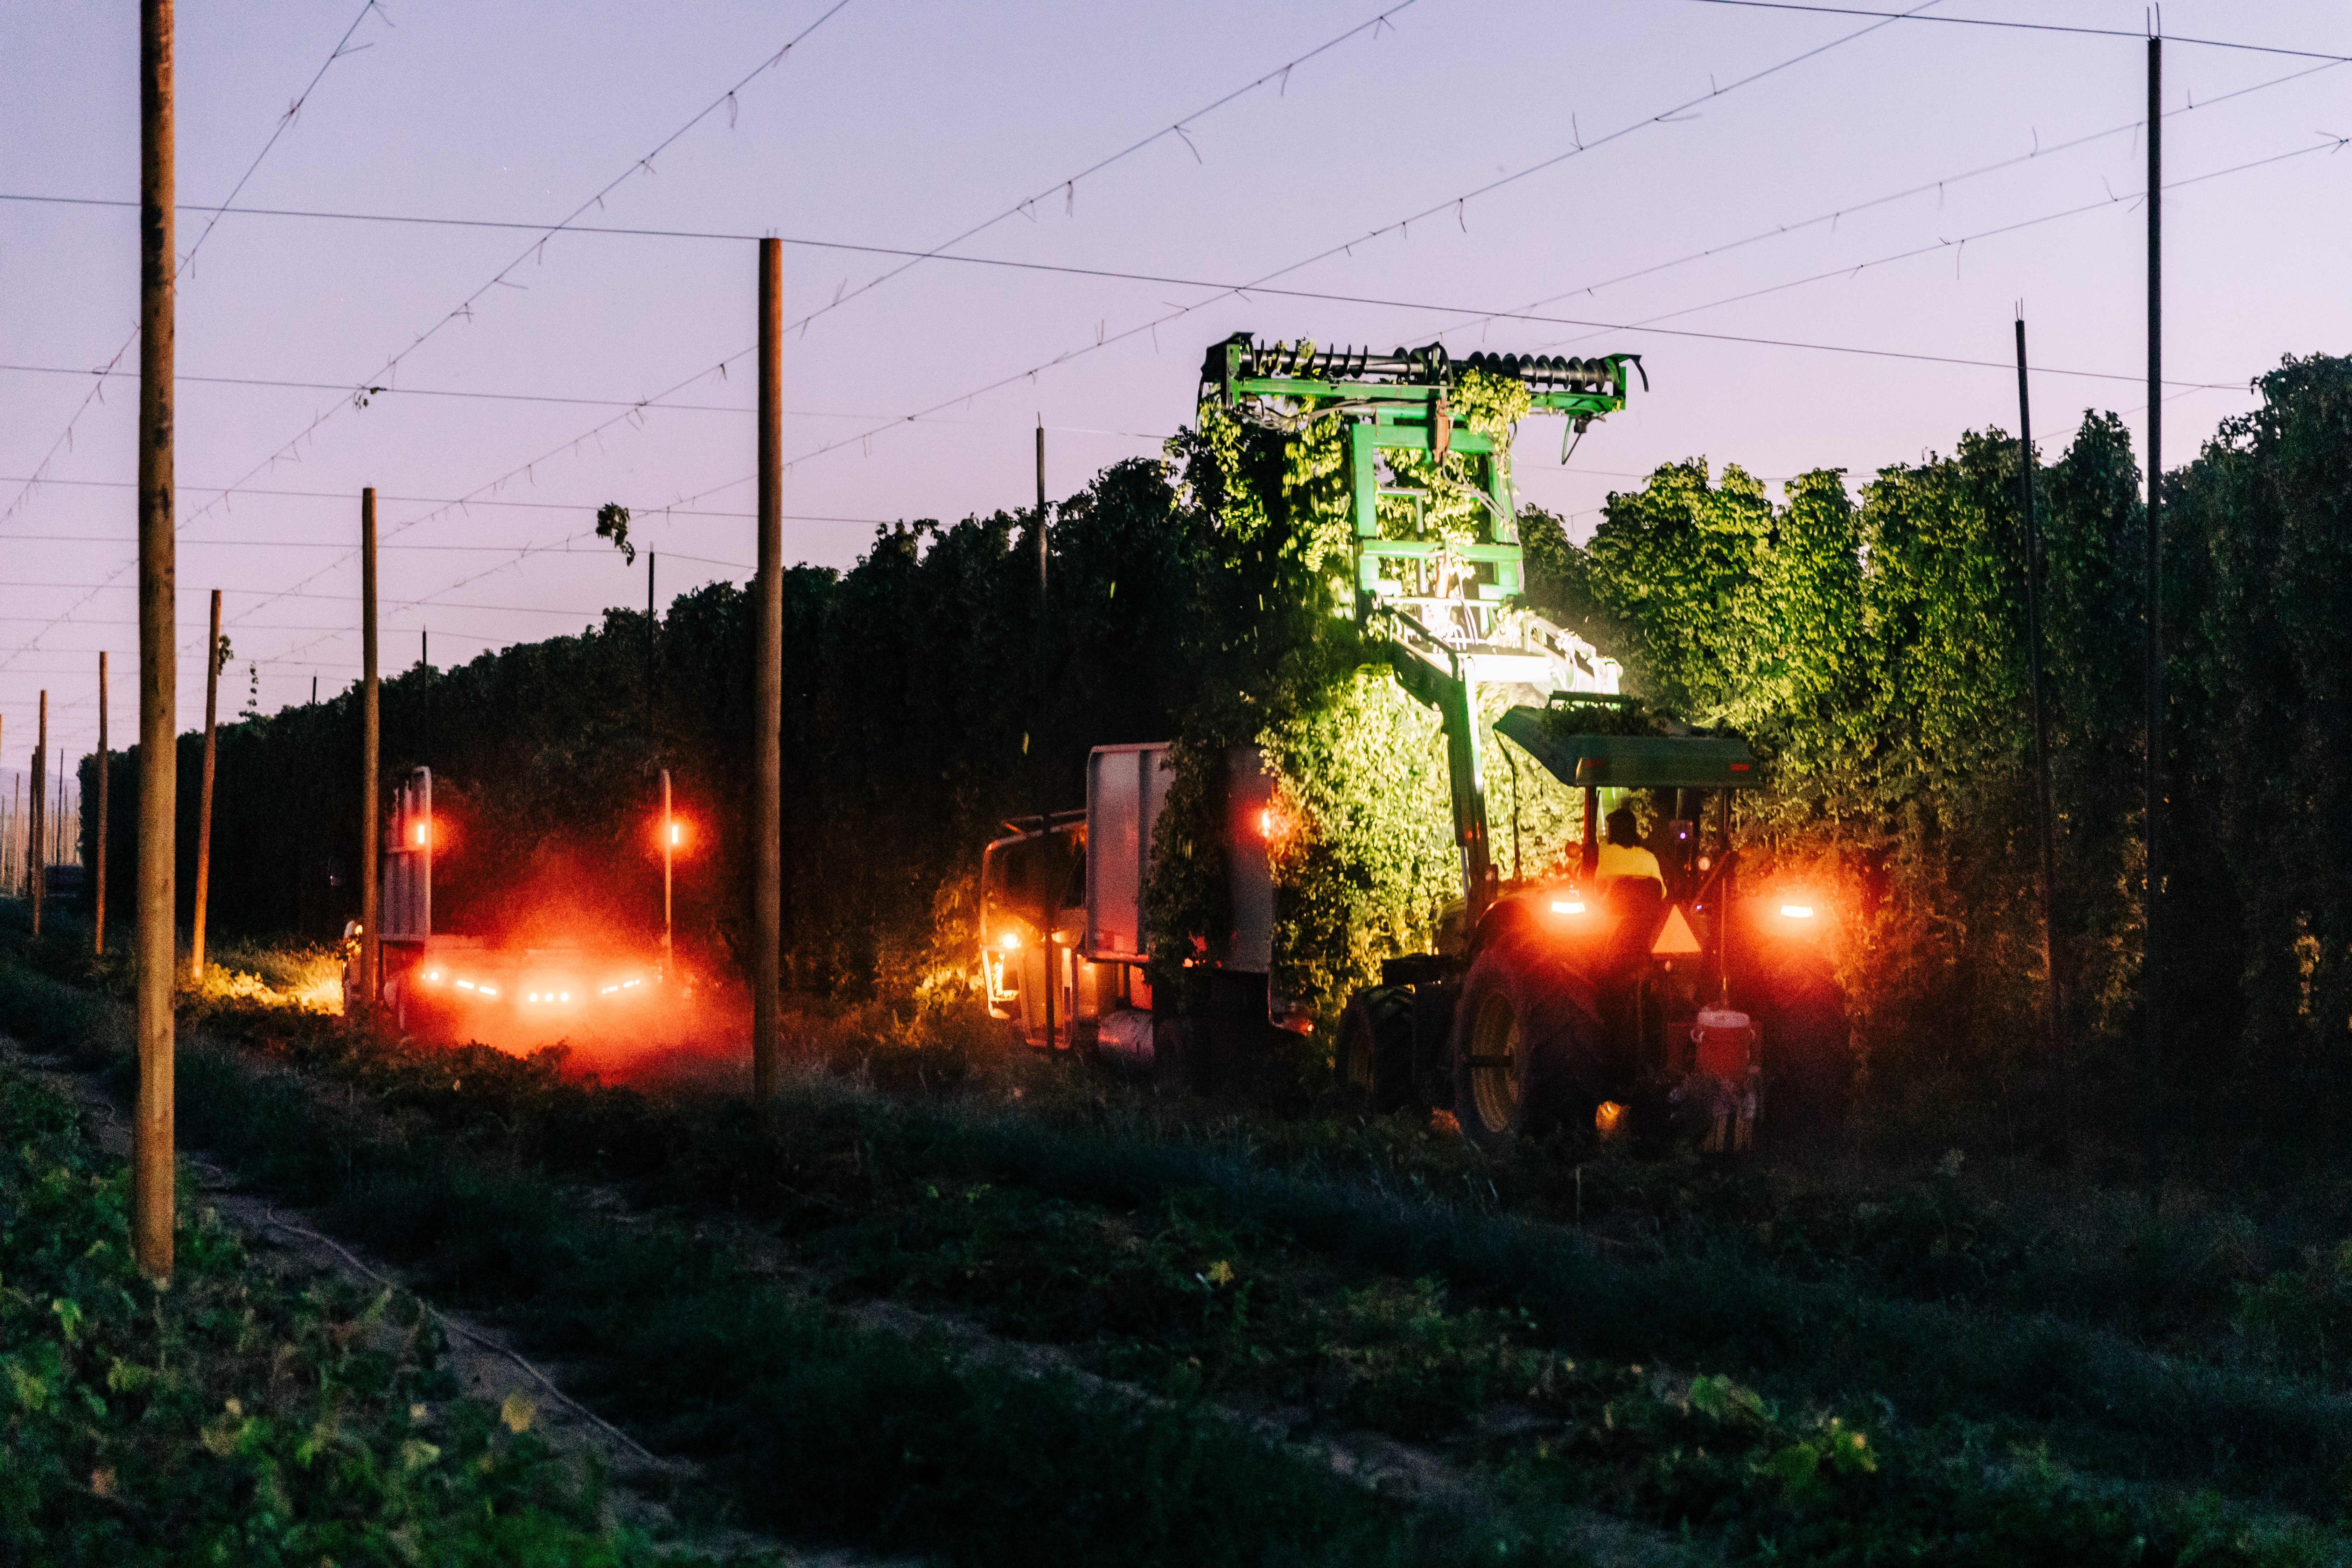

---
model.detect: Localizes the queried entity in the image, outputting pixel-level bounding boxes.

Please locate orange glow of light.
[1780,903,1817,920]
[1550,895,1587,916]
[455,979,476,992]
[1257,806,1289,840]
[999,931,1022,951]
[1595,1101,1628,1136]
[412,820,429,847]
[477,985,498,997]
[669,822,682,846]
[423,969,443,983]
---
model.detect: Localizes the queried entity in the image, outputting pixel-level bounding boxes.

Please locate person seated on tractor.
[1595,806,1663,894]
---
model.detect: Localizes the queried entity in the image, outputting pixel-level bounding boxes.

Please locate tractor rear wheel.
[1450,937,1603,1146]
[1336,986,1415,1111]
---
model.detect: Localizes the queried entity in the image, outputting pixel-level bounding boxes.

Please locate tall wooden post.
[133,0,177,1284]
[360,489,381,1026]
[94,653,109,955]
[752,239,783,1108]
[2015,319,2065,1108]
[189,588,220,979]
[661,767,674,977]
[2143,36,2165,1192]
[646,551,658,755]
[1035,418,1055,1052]
[30,692,45,936]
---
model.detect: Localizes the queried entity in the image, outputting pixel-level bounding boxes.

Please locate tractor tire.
[1450,936,1605,1147]
[1758,958,1852,1138]
[1336,986,1415,1111]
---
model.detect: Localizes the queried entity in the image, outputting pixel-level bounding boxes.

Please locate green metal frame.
[1202,334,1642,910]
[1492,711,1758,790]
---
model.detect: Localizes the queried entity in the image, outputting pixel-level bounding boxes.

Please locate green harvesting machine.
[1204,333,1645,912]
[1207,334,1850,1148]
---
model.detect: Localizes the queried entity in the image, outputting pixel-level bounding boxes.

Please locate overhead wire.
[0,363,1170,440]
[661,0,1974,503]
[344,2,1441,551]
[21,4,2336,717]
[202,0,2294,683]
[8,132,2296,691]
[173,0,860,537]
[0,0,861,679]
[1410,49,2350,344]
[384,0,1954,554]
[0,0,384,530]
[14,127,2306,418]
[198,3,1436,654]
[1517,132,2352,356]
[1685,1,2352,65]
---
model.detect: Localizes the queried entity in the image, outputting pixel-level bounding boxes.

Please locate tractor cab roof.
[1495,706,1758,790]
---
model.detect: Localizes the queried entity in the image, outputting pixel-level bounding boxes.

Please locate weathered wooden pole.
[133,0,177,1286]
[95,652,109,955]
[2014,318,2065,1110]
[189,588,220,980]
[661,766,674,977]
[30,692,45,936]
[646,551,658,755]
[1035,417,1055,1053]
[2143,35,2166,1194]
[360,488,382,1026]
[752,239,783,1108]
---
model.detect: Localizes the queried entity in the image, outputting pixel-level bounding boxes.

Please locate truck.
[981,333,1852,1145]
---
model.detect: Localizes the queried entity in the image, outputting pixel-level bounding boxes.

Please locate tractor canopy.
[1494,706,1757,790]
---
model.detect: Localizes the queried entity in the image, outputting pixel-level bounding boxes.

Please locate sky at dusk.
[5,0,2350,784]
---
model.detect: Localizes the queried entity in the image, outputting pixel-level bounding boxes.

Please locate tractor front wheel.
[1450,938,1603,1146]
[1336,986,1415,1111]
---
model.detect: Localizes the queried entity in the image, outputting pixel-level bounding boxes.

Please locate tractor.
[980,333,1853,1143]
[342,766,693,1044]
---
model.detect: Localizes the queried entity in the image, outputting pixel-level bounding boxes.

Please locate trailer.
[979,743,1280,1079]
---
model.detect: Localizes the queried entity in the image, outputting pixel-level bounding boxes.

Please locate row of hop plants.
[69,354,2352,1107]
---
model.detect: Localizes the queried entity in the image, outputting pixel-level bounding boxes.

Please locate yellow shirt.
[1595,841,1663,889]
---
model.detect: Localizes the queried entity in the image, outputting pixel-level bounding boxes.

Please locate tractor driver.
[1595,805,1664,893]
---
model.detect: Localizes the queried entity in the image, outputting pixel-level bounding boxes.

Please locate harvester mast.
[1204,336,1643,912]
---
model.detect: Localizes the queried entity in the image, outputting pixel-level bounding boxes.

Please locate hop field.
[5,904,2351,1564]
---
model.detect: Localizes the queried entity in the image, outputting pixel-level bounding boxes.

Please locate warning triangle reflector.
[1652,903,1703,957]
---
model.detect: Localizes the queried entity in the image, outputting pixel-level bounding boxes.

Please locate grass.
[5,911,2349,1563]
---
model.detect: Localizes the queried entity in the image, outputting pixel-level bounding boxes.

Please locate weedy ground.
[5,905,2351,1565]
[0,1051,755,1566]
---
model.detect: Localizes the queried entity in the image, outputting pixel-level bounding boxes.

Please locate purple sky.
[5,0,2350,789]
